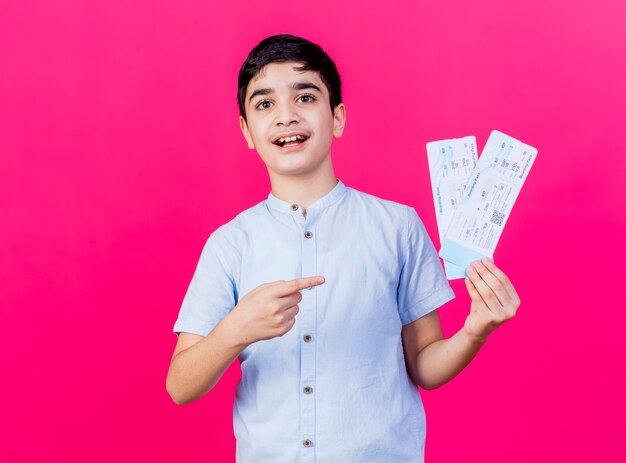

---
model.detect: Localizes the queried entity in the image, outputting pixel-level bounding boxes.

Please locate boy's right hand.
[228,276,326,346]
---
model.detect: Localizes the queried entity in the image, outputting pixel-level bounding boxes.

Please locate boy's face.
[239,61,346,179]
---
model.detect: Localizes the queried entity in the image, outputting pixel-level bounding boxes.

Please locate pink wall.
[2,1,624,461]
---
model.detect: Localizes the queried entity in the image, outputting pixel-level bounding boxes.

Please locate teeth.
[277,135,306,143]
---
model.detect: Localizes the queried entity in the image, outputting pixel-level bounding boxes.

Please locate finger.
[278,291,302,308]
[464,277,486,310]
[470,260,511,306]
[283,316,297,332]
[282,304,300,319]
[466,264,503,313]
[273,276,326,297]
[480,258,518,302]
[276,315,297,336]
[257,280,286,290]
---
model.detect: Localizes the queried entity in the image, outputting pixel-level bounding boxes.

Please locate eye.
[255,100,273,110]
[298,94,316,103]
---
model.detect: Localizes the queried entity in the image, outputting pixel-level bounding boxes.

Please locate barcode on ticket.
[490,210,506,226]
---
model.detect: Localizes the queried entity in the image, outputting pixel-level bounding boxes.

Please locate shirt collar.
[266,178,347,213]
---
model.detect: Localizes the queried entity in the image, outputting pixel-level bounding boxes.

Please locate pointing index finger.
[275,276,325,296]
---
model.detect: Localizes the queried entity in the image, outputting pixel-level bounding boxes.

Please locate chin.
[270,160,320,177]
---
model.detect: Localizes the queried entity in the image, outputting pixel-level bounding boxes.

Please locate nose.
[274,100,300,126]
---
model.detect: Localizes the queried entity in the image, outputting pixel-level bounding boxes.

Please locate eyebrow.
[248,81,322,104]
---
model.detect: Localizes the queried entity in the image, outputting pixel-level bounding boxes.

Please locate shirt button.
[303,439,313,448]
[304,231,313,239]
[290,203,299,211]
[303,334,312,342]
[303,386,313,394]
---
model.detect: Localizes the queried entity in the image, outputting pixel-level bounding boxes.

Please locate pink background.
[2,1,624,461]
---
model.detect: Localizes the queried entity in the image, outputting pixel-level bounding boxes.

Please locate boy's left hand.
[463,258,521,343]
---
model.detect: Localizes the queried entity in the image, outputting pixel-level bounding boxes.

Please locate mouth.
[272,133,310,149]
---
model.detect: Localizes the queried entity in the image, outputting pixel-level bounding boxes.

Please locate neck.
[268,158,338,211]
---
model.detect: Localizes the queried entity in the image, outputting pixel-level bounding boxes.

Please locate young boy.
[166,34,521,462]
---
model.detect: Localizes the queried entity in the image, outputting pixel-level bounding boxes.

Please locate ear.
[239,115,256,149]
[332,103,346,138]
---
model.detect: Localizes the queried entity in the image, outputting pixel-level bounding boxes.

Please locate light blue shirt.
[173,179,456,462]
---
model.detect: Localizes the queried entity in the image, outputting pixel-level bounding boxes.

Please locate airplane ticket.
[438,130,538,274]
[426,136,478,279]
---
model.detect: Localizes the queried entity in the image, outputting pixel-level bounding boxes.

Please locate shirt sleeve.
[172,227,239,337]
[396,206,456,325]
